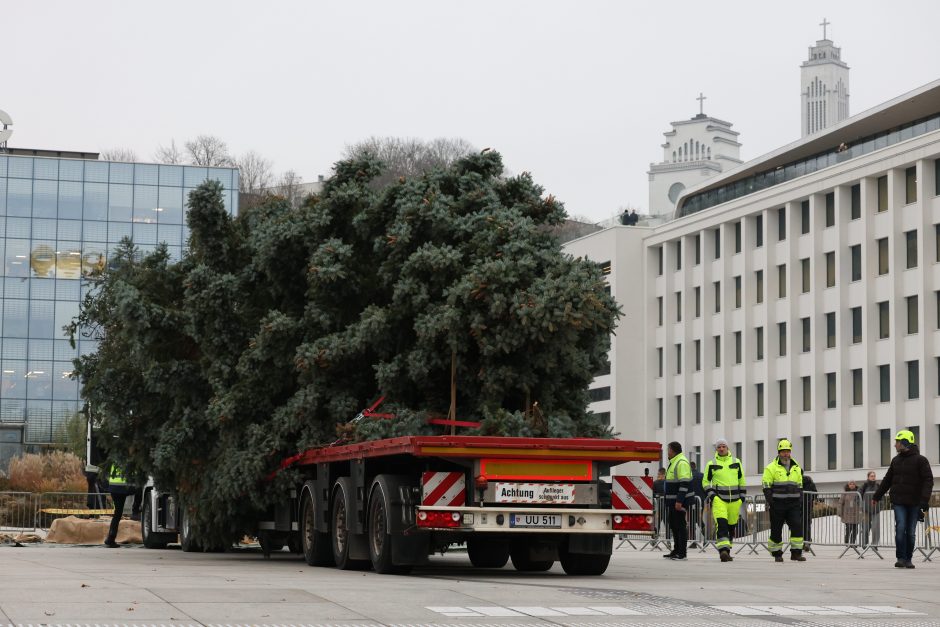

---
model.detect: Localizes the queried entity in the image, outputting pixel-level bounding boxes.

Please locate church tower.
[801,19,850,137]
[647,94,742,217]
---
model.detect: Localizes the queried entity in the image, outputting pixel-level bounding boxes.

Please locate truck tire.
[180,507,202,553]
[510,539,554,572]
[331,478,370,570]
[368,475,413,575]
[300,490,332,566]
[467,537,509,568]
[141,495,173,549]
[559,545,610,576]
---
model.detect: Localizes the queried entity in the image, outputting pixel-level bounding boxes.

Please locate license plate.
[509,513,562,529]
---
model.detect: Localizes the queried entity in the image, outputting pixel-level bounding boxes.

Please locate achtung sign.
[493,482,576,504]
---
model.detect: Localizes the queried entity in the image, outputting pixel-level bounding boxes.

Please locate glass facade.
[0,155,238,443]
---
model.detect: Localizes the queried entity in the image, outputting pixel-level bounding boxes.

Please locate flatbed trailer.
[141,435,661,576]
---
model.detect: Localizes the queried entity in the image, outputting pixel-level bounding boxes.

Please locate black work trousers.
[769,501,803,554]
[106,492,127,544]
[666,503,688,557]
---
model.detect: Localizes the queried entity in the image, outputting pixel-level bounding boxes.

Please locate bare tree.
[154,139,184,164]
[235,150,274,195]
[343,136,475,189]
[275,169,306,207]
[99,147,139,162]
[185,135,232,167]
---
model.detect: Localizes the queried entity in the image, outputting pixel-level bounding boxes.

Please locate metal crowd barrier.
[36,492,114,530]
[617,495,705,552]
[0,492,39,532]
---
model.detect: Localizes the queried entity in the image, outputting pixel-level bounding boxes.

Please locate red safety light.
[612,513,653,532]
[417,510,462,529]
[474,475,488,490]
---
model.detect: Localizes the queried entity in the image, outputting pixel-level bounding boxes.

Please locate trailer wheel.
[510,540,554,572]
[141,494,172,549]
[559,545,610,576]
[331,478,369,570]
[300,490,332,566]
[467,537,509,568]
[180,507,202,553]
[368,476,413,575]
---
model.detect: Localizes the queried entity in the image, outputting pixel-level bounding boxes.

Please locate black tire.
[559,545,610,576]
[287,534,303,555]
[467,537,510,568]
[141,495,171,549]
[179,507,202,553]
[301,490,333,566]
[331,478,370,570]
[368,477,413,575]
[510,540,554,572]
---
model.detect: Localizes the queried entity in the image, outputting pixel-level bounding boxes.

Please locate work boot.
[662,552,677,559]
[790,552,806,562]
[719,549,732,562]
[894,560,905,568]
[773,552,784,563]
[104,539,119,548]
[903,560,916,569]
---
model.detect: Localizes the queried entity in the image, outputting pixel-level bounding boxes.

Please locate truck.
[139,434,660,575]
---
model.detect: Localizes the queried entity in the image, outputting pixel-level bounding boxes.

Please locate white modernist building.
[801,21,850,137]
[567,79,940,490]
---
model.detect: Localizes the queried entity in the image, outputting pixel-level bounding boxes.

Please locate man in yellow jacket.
[762,439,806,562]
[703,438,745,562]
[663,441,692,560]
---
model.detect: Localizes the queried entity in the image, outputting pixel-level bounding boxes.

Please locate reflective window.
[108,184,133,222]
[59,160,83,182]
[58,181,83,220]
[7,179,33,216]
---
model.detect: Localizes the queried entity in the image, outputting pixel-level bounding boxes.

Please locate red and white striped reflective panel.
[421,471,466,506]
[611,475,654,511]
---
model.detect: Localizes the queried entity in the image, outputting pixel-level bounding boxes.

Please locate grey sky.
[4,1,939,223]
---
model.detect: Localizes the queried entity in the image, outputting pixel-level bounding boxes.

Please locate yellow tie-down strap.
[40,508,114,515]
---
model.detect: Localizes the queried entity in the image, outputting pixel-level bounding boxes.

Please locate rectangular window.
[588,386,611,402]
[756,439,765,473]
[850,244,861,281]
[801,376,811,411]
[675,343,682,374]
[877,175,888,212]
[801,258,810,293]
[879,364,891,402]
[906,230,917,269]
[755,270,763,304]
[826,372,837,408]
[734,221,742,253]
[778,207,786,241]
[802,436,812,471]
[657,296,663,326]
[657,246,664,276]
[801,317,811,352]
[801,200,810,234]
[676,291,682,322]
[878,301,890,339]
[735,442,742,461]
[853,432,863,469]
[657,398,663,429]
[714,228,721,259]
[675,240,682,270]
[734,331,742,364]
[714,335,721,367]
[755,214,763,248]
[851,306,862,343]
[778,322,787,357]
[756,383,764,417]
[852,368,863,405]
[694,392,701,424]
[694,339,701,371]
[827,433,837,470]
[676,395,682,426]
[714,389,721,422]
[714,281,721,313]
[734,275,741,308]
[826,311,836,348]
[778,379,787,414]
[778,264,787,298]
[937,291,940,329]
[825,192,835,227]
[850,183,861,220]
[907,295,919,334]
[657,347,663,377]
[694,234,701,265]
[756,326,764,361]
[825,251,835,287]
[694,286,701,318]
[734,386,742,420]
[908,360,919,400]
[880,429,892,466]
[906,166,917,204]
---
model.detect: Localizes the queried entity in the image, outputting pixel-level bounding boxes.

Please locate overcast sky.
[4,1,939,223]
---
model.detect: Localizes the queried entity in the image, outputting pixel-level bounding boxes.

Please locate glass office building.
[0,155,238,443]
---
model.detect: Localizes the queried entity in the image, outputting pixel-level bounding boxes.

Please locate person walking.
[762,439,806,562]
[104,464,138,548]
[802,473,819,550]
[703,438,745,562]
[872,430,934,569]
[839,480,862,546]
[859,471,881,547]
[663,442,692,560]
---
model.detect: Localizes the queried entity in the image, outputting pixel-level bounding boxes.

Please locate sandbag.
[45,515,142,545]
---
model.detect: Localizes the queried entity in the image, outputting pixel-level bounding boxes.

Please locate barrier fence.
[618,490,940,562]
[0,491,114,533]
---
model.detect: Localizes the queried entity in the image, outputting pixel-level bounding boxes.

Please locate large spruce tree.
[70,151,620,544]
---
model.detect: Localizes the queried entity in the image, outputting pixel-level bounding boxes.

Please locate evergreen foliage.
[69,151,619,545]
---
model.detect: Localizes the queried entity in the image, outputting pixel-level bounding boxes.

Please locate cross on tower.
[820,18,830,40]
[696,92,707,116]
